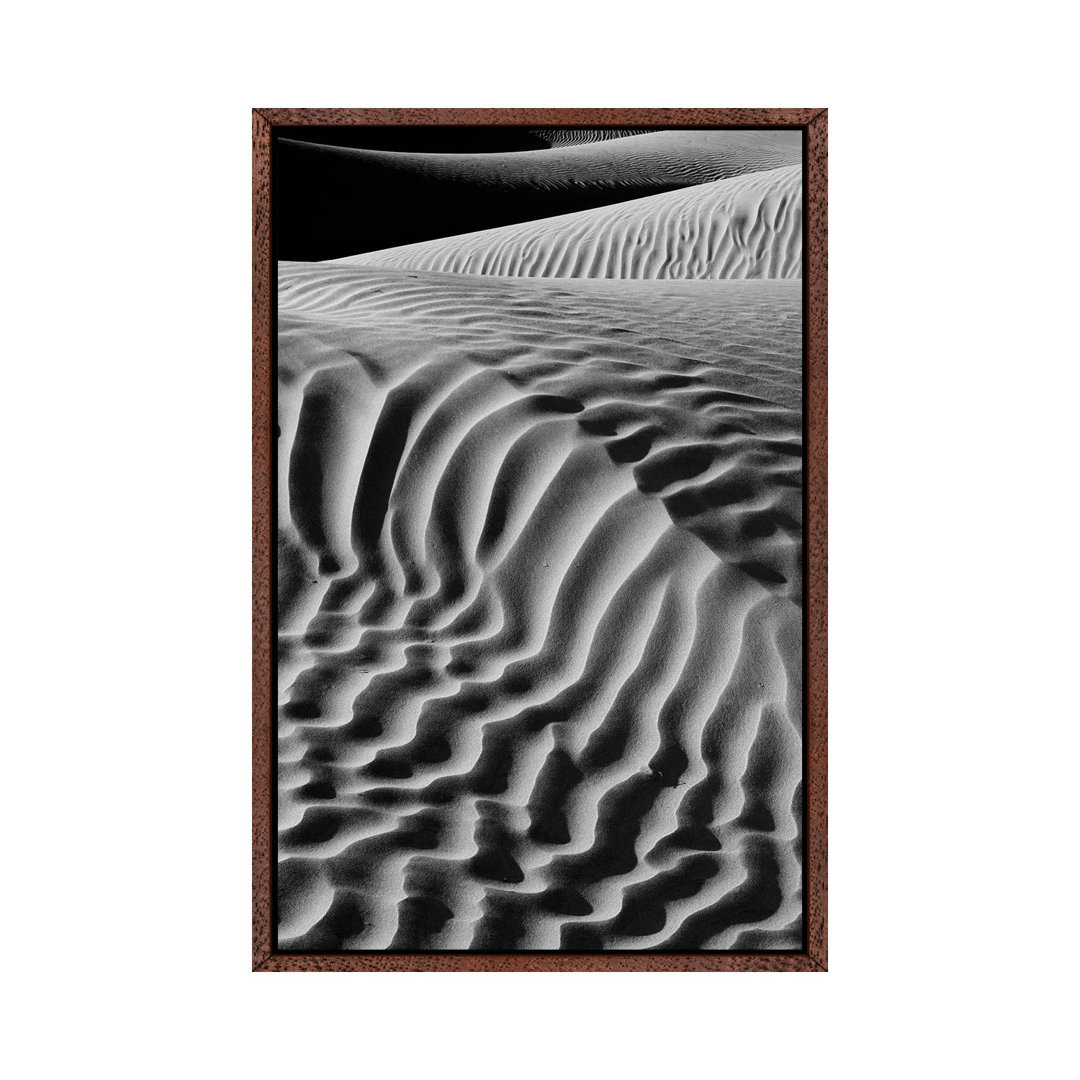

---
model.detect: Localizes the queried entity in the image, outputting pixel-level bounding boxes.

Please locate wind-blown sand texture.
[339,166,801,279]
[276,130,804,952]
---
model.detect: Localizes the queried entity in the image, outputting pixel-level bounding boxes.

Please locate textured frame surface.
[253,107,827,972]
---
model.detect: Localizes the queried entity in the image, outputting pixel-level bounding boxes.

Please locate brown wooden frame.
[253,108,827,972]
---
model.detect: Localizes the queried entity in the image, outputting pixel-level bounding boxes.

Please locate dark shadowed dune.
[273,129,800,259]
[274,125,554,154]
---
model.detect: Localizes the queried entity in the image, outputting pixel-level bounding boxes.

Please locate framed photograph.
[253,108,827,972]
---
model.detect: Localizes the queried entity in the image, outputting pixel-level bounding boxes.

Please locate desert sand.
[276,130,804,951]
[338,166,801,279]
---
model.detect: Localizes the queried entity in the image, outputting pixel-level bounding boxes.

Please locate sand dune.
[275,126,804,952]
[276,264,803,950]
[274,130,800,260]
[282,129,799,191]
[334,165,801,280]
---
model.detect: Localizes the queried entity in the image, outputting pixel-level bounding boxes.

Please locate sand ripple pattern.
[276,267,803,951]
[338,166,801,280]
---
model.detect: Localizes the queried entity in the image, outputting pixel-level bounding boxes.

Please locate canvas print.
[274,126,805,951]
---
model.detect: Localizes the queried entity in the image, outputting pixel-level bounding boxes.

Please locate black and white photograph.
[6,1,1078,1073]
[273,123,808,953]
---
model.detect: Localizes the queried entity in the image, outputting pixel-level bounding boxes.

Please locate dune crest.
[338,166,801,280]
[281,129,799,189]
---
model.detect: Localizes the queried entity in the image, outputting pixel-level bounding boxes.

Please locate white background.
[4,2,1076,1076]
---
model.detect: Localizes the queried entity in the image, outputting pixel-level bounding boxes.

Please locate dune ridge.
[281,129,800,190]
[335,165,801,280]
[276,261,803,951]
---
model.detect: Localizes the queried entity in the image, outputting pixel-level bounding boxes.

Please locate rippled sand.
[339,166,801,279]
[276,133,803,951]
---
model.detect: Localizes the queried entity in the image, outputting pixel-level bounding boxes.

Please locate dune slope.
[337,165,801,280]
[276,265,803,951]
